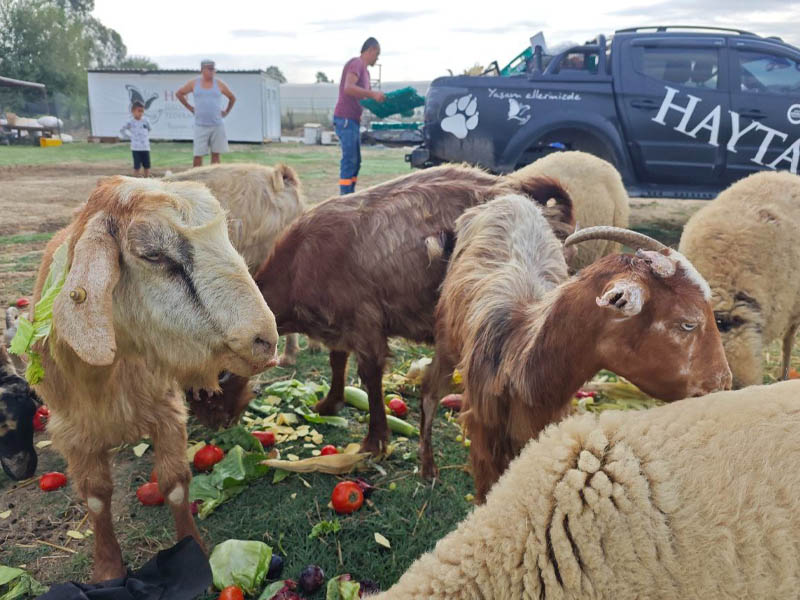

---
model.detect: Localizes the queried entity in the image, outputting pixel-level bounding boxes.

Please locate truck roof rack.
[616,25,759,37]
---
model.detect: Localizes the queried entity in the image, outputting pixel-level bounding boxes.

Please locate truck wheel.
[516,129,618,170]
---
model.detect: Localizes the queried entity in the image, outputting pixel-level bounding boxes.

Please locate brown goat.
[31,176,279,581]
[242,164,575,455]
[423,223,733,502]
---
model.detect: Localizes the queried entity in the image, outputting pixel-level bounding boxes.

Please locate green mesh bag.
[360,86,425,118]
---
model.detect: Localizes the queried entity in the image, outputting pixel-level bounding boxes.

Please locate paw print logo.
[441,94,479,139]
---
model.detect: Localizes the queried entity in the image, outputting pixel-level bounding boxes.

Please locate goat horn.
[564,226,667,252]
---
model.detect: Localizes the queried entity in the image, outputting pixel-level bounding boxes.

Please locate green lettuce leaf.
[8,241,69,384]
[214,425,266,454]
[0,565,48,600]
[257,580,287,600]
[325,575,361,600]
[209,539,272,595]
[309,519,341,540]
[189,445,270,519]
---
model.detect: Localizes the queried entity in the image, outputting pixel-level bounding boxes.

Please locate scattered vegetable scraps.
[308,519,341,540]
[189,445,269,519]
[0,564,48,599]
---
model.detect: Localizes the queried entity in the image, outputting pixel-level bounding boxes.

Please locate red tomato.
[217,585,244,600]
[388,397,408,417]
[136,482,165,506]
[439,394,462,411]
[331,481,364,514]
[320,445,338,456]
[39,472,67,492]
[33,405,50,432]
[193,444,224,472]
[252,431,276,447]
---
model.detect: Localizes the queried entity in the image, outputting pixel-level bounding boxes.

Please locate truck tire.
[515,128,619,171]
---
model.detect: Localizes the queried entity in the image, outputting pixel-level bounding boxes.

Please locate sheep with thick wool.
[376,379,800,599]
[165,162,306,272]
[679,170,800,387]
[509,151,630,270]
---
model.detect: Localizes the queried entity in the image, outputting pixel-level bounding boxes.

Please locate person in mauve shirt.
[333,37,386,195]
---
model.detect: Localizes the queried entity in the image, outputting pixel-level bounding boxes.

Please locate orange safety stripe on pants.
[339,178,354,185]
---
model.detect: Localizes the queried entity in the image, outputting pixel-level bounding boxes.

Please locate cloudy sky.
[93,0,800,83]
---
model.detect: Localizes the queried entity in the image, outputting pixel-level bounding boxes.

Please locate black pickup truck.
[407,26,800,198]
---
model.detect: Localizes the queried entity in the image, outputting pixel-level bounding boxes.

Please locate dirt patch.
[629,197,706,246]
[0,441,161,582]
[0,163,183,305]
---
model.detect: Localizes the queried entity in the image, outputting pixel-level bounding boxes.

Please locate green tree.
[0,0,139,125]
[266,65,286,83]
[115,55,159,70]
[315,71,331,83]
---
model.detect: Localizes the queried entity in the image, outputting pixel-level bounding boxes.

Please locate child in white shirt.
[120,101,152,177]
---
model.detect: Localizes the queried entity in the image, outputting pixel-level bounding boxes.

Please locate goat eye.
[681,322,697,332]
[139,252,164,263]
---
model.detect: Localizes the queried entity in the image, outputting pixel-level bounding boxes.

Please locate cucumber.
[344,386,420,437]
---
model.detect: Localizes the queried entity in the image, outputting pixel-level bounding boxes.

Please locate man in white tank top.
[176,59,236,167]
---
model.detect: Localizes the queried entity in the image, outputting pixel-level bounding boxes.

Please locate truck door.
[727,40,800,179]
[616,36,730,185]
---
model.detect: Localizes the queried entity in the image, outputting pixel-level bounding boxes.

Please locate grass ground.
[1,142,798,598]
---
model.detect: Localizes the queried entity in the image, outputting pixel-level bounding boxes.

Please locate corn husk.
[260,451,369,474]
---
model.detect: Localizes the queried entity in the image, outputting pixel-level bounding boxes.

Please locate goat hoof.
[360,435,389,458]
[277,354,296,367]
[421,463,439,481]
[314,397,342,416]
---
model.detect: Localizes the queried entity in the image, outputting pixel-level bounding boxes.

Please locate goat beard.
[185,372,253,430]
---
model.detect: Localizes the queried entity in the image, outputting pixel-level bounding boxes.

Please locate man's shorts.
[132,150,150,170]
[193,124,229,156]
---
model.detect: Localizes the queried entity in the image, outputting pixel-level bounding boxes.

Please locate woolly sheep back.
[377,380,800,599]
[509,151,630,270]
[165,162,306,273]
[679,170,800,386]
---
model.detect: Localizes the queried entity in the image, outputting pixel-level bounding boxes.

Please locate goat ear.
[276,163,300,187]
[270,164,300,193]
[53,215,120,366]
[596,278,648,317]
[635,249,676,278]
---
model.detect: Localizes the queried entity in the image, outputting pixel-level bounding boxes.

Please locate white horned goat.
[679,170,800,388]
[421,218,732,501]
[165,162,311,369]
[29,176,279,582]
[379,379,800,599]
[509,151,630,270]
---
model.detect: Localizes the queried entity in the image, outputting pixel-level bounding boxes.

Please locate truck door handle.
[738,109,766,119]
[631,99,659,110]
